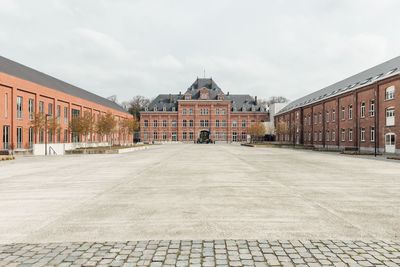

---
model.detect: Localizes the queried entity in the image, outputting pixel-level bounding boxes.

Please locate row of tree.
[30,111,139,143]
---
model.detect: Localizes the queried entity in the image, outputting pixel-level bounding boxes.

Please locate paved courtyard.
[0,144,400,266]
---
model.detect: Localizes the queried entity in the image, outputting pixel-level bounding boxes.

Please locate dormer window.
[153,106,157,112]
[185,94,191,100]
[172,106,176,112]
[163,106,167,112]
[251,106,256,111]
[200,88,209,100]
[217,94,224,100]
[144,106,149,111]
[242,106,246,112]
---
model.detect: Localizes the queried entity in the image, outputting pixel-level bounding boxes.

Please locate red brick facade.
[140,78,268,142]
[276,68,400,154]
[0,58,132,151]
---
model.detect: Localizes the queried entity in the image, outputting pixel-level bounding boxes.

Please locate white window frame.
[385,86,395,100]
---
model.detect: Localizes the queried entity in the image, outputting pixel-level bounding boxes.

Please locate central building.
[140,78,268,143]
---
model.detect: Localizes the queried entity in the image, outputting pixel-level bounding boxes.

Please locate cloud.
[151,55,183,70]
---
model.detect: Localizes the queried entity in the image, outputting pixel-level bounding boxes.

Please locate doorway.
[385,133,396,153]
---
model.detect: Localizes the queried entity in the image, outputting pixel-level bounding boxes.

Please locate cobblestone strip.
[0,240,399,267]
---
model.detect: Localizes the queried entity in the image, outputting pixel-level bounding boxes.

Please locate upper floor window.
[64,107,69,123]
[370,100,375,117]
[221,109,226,115]
[326,111,329,122]
[242,120,246,128]
[314,114,317,124]
[216,109,220,115]
[182,108,187,115]
[189,108,193,115]
[216,120,220,127]
[182,119,187,127]
[222,120,227,127]
[162,120,167,127]
[39,101,44,114]
[319,113,322,124]
[48,103,53,117]
[341,106,345,120]
[348,105,353,120]
[189,120,193,127]
[386,107,395,126]
[385,86,395,100]
[16,96,23,119]
[332,109,336,121]
[360,102,366,118]
[153,120,158,127]
[4,93,8,118]
[172,120,177,127]
[144,120,149,128]
[232,121,237,127]
[28,98,34,120]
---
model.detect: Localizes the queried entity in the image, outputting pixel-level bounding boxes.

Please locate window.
[172,120,177,127]
[216,109,220,115]
[360,102,366,118]
[48,129,53,143]
[57,129,61,143]
[189,108,193,115]
[29,99,34,120]
[48,103,53,117]
[144,132,148,141]
[326,131,330,142]
[319,113,322,124]
[385,86,395,100]
[144,120,149,128]
[348,105,353,120]
[153,120,158,127]
[341,129,346,142]
[64,107,68,123]
[17,96,23,119]
[232,132,237,142]
[370,127,375,142]
[341,107,345,120]
[204,120,209,127]
[314,132,318,141]
[39,101,44,114]
[386,108,395,126]
[153,131,158,140]
[360,128,365,142]
[29,127,34,148]
[242,120,246,127]
[332,131,336,142]
[308,114,311,125]
[332,109,336,121]
[215,132,219,140]
[183,120,187,127]
[172,132,177,141]
[182,108,187,115]
[221,109,226,115]
[189,132,194,140]
[183,132,187,140]
[232,121,237,127]
[3,125,10,149]
[64,129,68,143]
[222,120,227,127]
[162,132,167,140]
[162,120,167,127]
[326,111,329,122]
[39,129,44,143]
[57,105,61,122]
[17,127,23,149]
[189,120,193,127]
[4,93,8,118]
[370,100,375,117]
[241,132,247,141]
[314,114,318,124]
[200,120,204,127]
[349,129,353,142]
[216,120,220,127]
[71,109,80,118]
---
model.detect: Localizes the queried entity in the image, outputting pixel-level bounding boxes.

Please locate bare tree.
[127,95,151,120]
[266,96,289,106]
[96,112,117,145]
[248,122,266,143]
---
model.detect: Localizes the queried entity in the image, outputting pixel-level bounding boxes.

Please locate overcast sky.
[1,0,400,103]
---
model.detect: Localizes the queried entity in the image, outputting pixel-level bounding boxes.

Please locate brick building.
[275,56,400,154]
[140,78,268,143]
[0,56,132,152]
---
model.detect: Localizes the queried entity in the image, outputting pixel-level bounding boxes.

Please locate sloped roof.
[146,78,265,112]
[278,56,400,115]
[0,55,128,113]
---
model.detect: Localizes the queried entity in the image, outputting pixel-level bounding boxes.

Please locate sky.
[1,0,400,104]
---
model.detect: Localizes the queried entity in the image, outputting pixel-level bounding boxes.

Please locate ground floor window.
[332,131,336,142]
[162,132,167,140]
[183,132,187,140]
[360,128,365,142]
[2,125,10,149]
[232,132,237,142]
[17,127,23,149]
[189,132,193,140]
[57,129,61,143]
[241,132,246,141]
[349,129,353,142]
[72,132,80,143]
[64,129,68,143]
[144,132,148,141]
[326,131,330,141]
[370,127,375,142]
[214,132,219,140]
[172,132,177,141]
[29,127,34,148]
[341,129,345,142]
[153,131,158,140]
[319,131,322,141]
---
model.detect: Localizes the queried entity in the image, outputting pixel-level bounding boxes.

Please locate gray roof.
[0,55,128,114]
[278,56,400,115]
[146,78,266,112]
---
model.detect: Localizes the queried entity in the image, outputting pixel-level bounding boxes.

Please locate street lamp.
[44,114,50,156]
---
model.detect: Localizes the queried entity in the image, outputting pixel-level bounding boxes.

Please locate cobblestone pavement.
[1,240,400,267]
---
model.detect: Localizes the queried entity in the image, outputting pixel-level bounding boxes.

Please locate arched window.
[360,102,366,118]
[385,86,395,100]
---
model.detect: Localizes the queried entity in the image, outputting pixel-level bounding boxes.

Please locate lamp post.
[44,114,50,156]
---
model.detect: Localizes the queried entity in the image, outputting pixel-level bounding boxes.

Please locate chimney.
[169,94,172,103]
[179,91,181,96]
[255,96,258,105]
[227,91,230,96]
